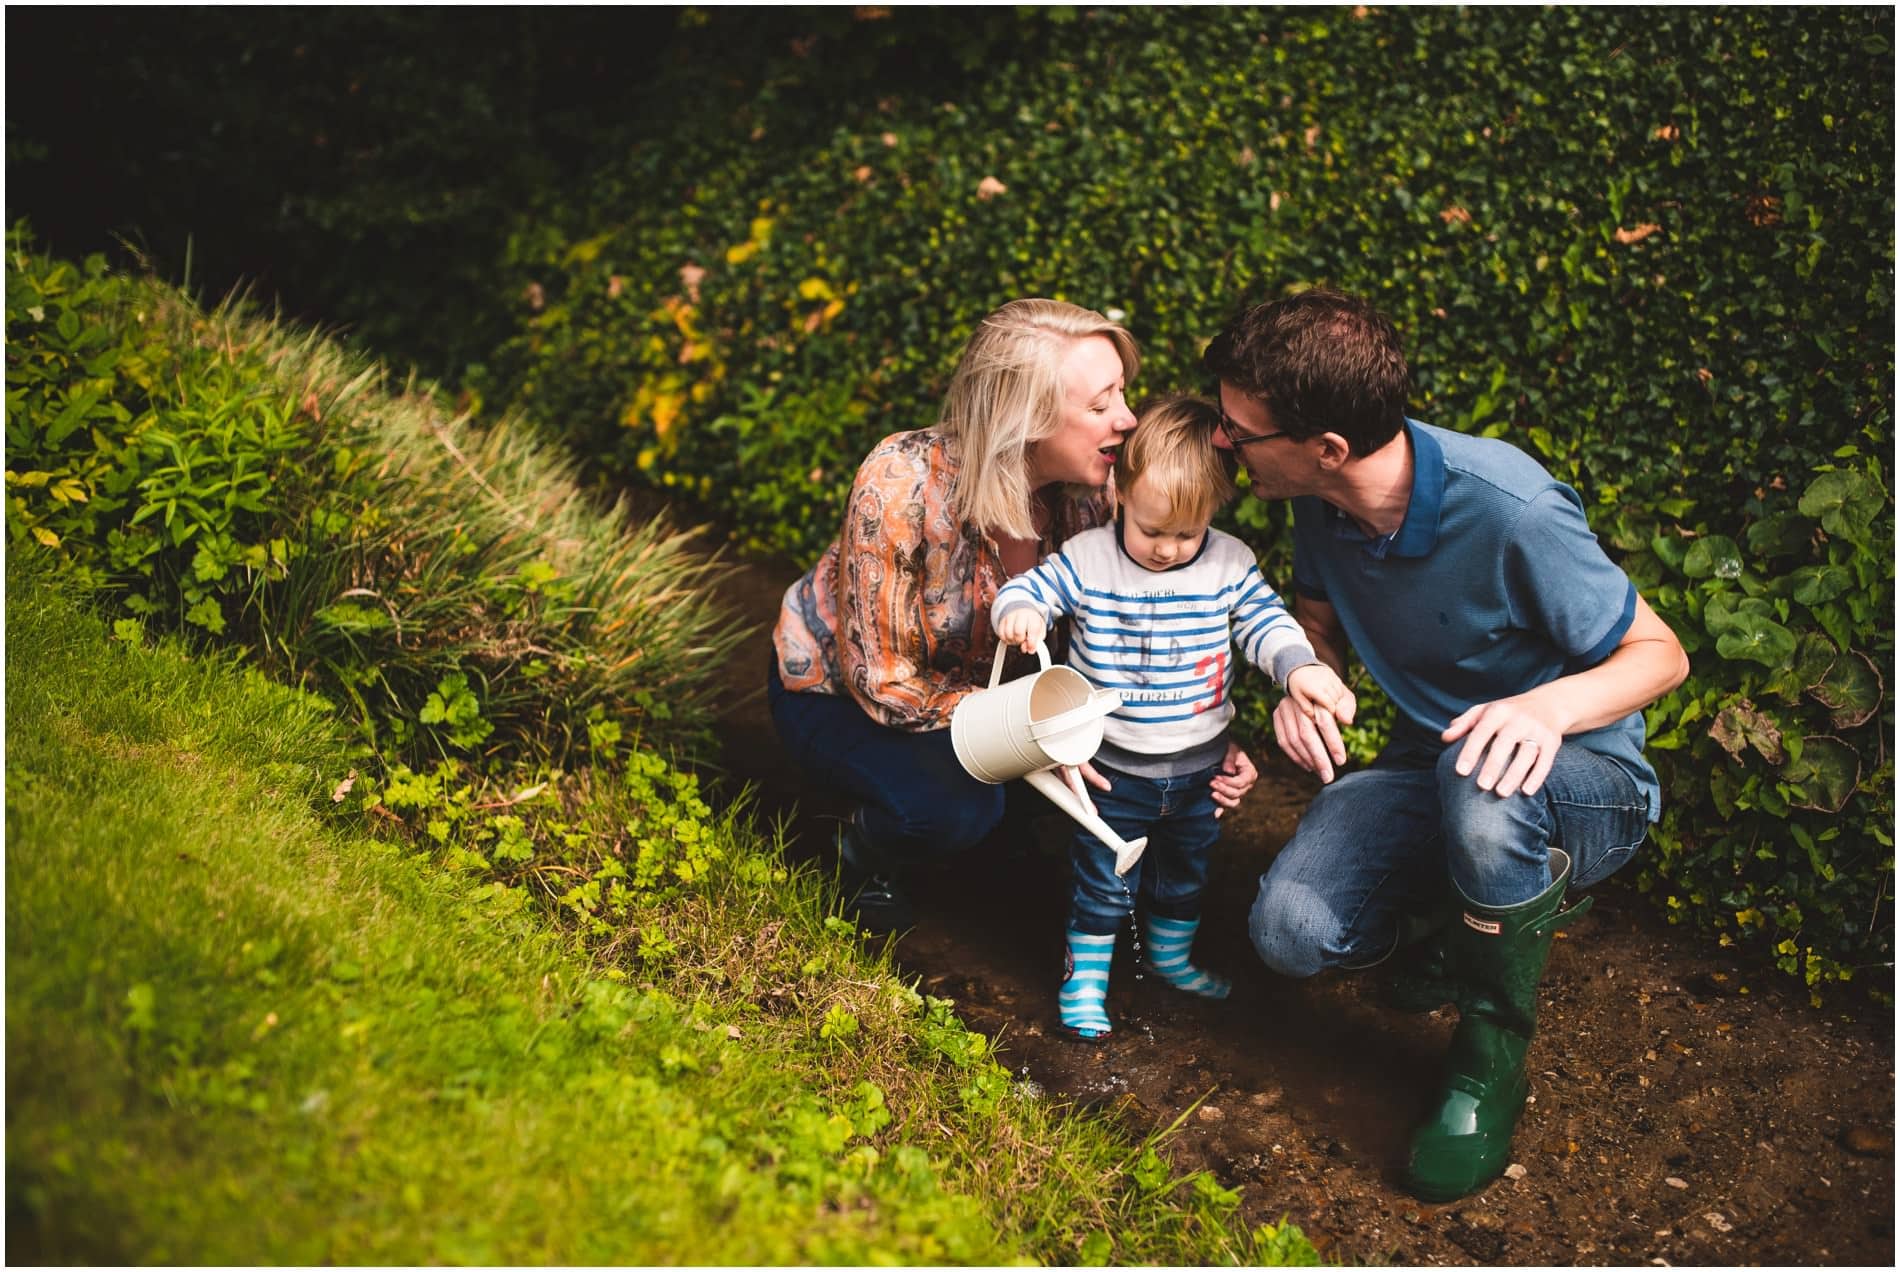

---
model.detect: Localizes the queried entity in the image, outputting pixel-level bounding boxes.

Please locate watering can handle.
[988,638,1051,690]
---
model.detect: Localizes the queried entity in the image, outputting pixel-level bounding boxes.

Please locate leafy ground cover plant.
[6,564,1317,1266]
[5,228,745,768]
[469,7,1893,998]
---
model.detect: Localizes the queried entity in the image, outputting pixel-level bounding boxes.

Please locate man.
[1203,289,1689,1200]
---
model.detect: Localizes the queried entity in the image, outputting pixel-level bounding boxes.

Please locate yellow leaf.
[797,277,834,302]
[725,241,758,266]
[32,526,60,548]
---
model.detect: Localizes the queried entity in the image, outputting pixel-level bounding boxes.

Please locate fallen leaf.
[1704,1211,1733,1233]
[976,175,1007,200]
[1654,124,1681,141]
[1440,206,1473,225]
[1614,223,1662,245]
[332,769,357,803]
[881,131,899,147]
[853,165,873,183]
[679,263,706,302]
[1504,1163,1528,1180]
[607,275,624,299]
[1745,194,1782,227]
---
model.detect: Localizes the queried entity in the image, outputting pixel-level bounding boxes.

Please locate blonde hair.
[939,298,1140,539]
[1115,394,1237,528]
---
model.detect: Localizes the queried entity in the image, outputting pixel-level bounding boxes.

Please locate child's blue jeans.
[1069,761,1223,936]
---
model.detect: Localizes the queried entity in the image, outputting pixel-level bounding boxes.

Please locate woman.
[768,298,1258,933]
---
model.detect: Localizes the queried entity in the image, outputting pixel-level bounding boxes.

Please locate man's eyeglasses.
[1215,405,1297,450]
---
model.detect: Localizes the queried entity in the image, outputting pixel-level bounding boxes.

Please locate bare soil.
[707,548,1894,1267]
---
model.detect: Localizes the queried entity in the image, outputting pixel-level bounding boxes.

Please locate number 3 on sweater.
[1191,650,1228,714]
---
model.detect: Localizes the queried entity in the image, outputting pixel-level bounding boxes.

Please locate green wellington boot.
[1404,847,1593,1202]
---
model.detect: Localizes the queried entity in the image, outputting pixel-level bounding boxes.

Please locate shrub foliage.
[469,7,1893,995]
[5,230,747,767]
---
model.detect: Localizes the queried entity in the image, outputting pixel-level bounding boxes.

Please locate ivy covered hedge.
[470,7,1893,997]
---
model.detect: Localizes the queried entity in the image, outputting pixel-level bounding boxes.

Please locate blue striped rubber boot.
[1058,929,1116,1041]
[1142,915,1231,1000]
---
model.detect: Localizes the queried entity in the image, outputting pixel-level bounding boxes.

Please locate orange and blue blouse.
[773,428,1113,732]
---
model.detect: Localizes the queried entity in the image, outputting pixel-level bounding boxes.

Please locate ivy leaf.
[1798,470,1883,548]
[1789,564,1853,607]
[1682,535,1743,580]
[1708,699,1786,765]
[1713,611,1797,668]
[1780,735,1861,814]
[1808,650,1883,729]
[1745,510,1814,558]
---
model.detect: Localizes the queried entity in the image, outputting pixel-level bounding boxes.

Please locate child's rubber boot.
[1141,914,1230,999]
[1058,929,1115,1041]
[1404,848,1593,1202]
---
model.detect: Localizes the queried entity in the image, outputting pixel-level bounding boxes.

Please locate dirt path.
[707,547,1893,1266]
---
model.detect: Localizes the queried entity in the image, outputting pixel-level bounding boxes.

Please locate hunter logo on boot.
[1462,912,1502,935]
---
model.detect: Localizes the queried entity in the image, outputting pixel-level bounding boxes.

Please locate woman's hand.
[1210,740,1258,818]
[996,608,1048,654]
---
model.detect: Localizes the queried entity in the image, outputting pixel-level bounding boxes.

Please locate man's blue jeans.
[1250,734,1651,978]
[1070,762,1223,937]
[767,661,1007,865]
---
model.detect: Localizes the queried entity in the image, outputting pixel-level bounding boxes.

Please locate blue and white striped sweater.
[994,524,1316,759]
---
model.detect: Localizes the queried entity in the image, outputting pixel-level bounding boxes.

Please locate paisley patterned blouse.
[774,428,1113,732]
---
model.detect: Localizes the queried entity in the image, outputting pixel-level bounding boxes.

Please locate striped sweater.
[993,522,1316,776]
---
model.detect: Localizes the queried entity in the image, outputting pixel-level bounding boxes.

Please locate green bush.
[470,7,1893,996]
[5,230,746,767]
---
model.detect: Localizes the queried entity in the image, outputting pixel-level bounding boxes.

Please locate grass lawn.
[4,574,1015,1264]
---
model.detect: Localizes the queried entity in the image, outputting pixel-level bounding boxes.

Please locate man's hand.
[1210,739,1258,818]
[996,608,1047,654]
[1441,693,1569,799]
[1273,693,1349,783]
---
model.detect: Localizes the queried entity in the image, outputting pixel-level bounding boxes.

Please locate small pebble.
[1843,1125,1891,1156]
[1665,1176,1689,1190]
[1197,1104,1224,1123]
[1504,1163,1528,1180]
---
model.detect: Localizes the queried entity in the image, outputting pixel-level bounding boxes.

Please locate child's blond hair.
[1115,394,1236,528]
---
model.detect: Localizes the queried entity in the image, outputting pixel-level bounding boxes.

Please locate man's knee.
[1435,748,1550,896]
[1248,875,1339,979]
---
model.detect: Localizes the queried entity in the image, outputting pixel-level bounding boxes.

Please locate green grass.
[5,569,1317,1265]
[4,574,998,1263]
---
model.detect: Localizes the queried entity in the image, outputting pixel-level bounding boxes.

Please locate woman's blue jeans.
[1249,734,1651,978]
[766,661,1006,865]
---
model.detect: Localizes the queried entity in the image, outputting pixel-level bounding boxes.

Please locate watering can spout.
[1023,768,1148,877]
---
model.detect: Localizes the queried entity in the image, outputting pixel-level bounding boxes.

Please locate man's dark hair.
[1201,288,1410,456]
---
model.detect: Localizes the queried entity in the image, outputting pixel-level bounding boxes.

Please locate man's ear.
[1315,431,1354,470]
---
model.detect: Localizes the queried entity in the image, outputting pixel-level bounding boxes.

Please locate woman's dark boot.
[836,810,913,935]
[1403,847,1593,1201]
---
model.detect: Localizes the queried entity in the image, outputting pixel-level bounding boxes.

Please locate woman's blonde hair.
[1115,394,1237,528]
[938,298,1140,539]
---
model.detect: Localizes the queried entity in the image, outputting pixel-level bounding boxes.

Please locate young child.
[993,393,1355,1041]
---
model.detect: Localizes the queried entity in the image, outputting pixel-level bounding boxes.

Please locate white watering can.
[950,640,1148,876]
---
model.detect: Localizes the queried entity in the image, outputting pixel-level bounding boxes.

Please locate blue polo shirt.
[1291,419,1660,820]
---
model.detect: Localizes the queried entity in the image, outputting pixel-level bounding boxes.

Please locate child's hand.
[1287,662,1356,727]
[996,608,1048,654]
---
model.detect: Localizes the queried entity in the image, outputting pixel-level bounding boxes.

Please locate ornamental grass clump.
[5,229,745,767]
